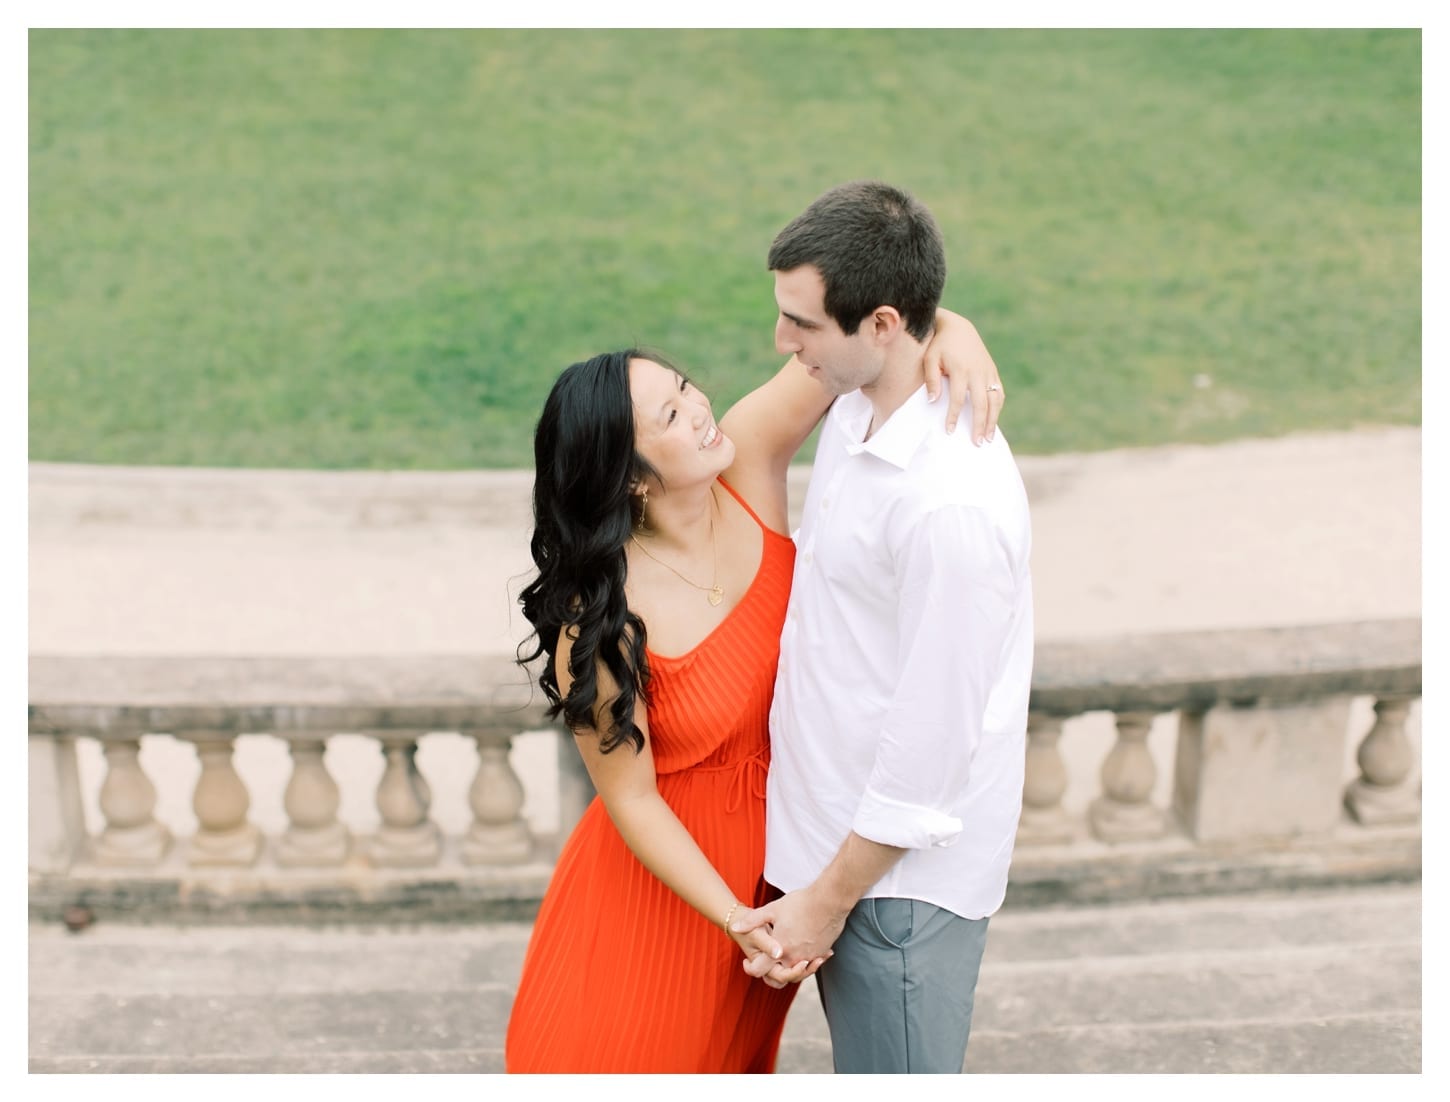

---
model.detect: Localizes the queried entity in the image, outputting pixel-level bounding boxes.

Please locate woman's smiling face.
[629,356,734,493]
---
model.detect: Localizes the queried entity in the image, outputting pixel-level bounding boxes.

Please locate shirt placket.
[798,460,852,596]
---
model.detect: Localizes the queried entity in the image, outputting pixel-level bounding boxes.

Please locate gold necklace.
[631,507,724,607]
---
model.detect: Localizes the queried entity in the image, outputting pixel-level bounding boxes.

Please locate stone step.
[965,1011,1422,1075]
[29,884,1421,1074]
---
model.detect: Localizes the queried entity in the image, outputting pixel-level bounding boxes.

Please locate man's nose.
[775,317,800,355]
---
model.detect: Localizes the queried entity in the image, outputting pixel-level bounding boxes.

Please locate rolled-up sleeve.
[851,504,1018,850]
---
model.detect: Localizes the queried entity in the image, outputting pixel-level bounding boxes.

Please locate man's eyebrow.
[780,309,817,329]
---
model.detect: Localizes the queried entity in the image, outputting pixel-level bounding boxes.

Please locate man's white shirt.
[765,383,1034,920]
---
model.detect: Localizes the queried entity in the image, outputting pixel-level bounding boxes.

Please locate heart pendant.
[708,586,724,607]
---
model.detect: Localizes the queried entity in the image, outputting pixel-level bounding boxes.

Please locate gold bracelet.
[722,901,741,934]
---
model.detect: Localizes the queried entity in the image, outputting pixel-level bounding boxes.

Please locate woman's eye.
[679,377,689,393]
[668,410,677,424]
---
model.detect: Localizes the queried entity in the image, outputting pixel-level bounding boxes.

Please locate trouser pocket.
[864,897,917,950]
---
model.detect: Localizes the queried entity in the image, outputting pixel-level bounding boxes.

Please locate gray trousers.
[815,897,990,1074]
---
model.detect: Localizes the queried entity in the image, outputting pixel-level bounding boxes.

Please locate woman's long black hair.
[516,349,663,753]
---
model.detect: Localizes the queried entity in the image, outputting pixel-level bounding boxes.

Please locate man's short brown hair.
[768,180,946,342]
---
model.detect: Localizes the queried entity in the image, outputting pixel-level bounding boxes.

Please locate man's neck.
[860,346,927,442]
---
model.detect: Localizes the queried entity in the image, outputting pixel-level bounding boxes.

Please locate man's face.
[772,265,883,397]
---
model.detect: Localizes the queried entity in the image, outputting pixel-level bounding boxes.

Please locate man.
[732,181,1034,1073]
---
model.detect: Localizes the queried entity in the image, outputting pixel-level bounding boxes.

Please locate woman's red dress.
[506,480,799,1073]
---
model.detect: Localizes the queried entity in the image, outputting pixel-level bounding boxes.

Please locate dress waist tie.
[689,745,771,814]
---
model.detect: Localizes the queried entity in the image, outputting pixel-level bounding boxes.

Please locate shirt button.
[803,551,813,564]
[821,497,830,509]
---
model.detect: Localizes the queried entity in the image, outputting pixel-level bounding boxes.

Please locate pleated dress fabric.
[506,480,799,1074]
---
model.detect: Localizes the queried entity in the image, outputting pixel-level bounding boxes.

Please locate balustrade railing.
[28,620,1421,920]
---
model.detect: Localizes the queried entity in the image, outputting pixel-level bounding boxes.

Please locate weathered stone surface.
[984,880,1422,963]
[29,736,86,874]
[30,1049,506,1073]
[1174,696,1354,841]
[1003,826,1420,908]
[29,822,1421,925]
[28,654,551,739]
[28,923,532,997]
[28,988,517,1059]
[1030,619,1421,715]
[29,883,1421,1074]
[30,621,1420,740]
[965,1012,1421,1074]
[972,941,1420,1034]
[27,462,539,531]
[28,862,558,926]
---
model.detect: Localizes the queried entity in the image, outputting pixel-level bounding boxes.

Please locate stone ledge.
[1030,619,1421,714]
[29,618,1421,736]
[1004,824,1421,908]
[29,826,1420,927]
[28,654,551,737]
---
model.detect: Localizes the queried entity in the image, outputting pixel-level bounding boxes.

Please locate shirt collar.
[840,383,935,470]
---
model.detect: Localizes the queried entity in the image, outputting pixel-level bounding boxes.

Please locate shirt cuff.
[853,787,963,850]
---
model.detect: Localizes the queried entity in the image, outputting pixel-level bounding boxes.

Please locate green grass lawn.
[29,29,1421,469]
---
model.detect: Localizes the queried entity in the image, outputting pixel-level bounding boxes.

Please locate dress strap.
[716,476,777,538]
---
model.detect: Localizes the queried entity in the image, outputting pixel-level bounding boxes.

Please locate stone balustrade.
[28,620,1421,922]
[1006,619,1422,905]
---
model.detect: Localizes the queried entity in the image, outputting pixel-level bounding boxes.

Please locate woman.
[506,315,1002,1073]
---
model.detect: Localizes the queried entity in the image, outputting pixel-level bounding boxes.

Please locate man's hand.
[731,887,849,987]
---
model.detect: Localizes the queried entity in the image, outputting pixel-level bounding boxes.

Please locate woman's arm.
[923,312,1007,444]
[555,627,801,970]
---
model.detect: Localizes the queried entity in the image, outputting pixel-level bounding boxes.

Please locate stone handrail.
[28,619,1421,922]
[1029,620,1422,714]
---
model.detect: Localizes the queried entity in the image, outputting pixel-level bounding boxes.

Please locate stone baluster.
[1344,695,1421,826]
[1174,697,1351,840]
[1016,713,1075,844]
[93,738,172,866]
[407,742,432,808]
[276,737,350,866]
[370,734,441,866]
[186,733,262,866]
[30,733,89,875]
[1089,711,1168,842]
[462,733,533,865]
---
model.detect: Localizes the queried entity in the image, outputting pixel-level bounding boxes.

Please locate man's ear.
[867,305,905,344]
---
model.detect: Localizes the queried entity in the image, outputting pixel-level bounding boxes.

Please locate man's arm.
[735,503,1018,978]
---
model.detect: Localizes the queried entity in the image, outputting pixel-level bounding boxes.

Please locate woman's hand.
[729,922,785,967]
[742,948,831,989]
[731,905,833,989]
[923,308,1005,445]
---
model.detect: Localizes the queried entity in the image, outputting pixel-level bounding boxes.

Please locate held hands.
[923,309,1005,444]
[729,887,848,990]
[739,934,827,990]
[727,918,789,975]
[725,901,819,989]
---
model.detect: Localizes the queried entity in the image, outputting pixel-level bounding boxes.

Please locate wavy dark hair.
[516,349,666,754]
